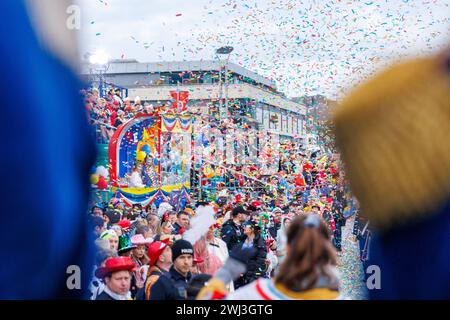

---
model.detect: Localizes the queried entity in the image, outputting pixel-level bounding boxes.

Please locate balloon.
[96,166,109,178]
[90,174,99,185]
[136,151,146,162]
[97,175,108,190]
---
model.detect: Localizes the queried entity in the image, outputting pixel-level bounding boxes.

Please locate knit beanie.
[172,239,194,261]
[332,55,450,229]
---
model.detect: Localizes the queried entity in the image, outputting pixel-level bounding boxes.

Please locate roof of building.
[81,59,277,89]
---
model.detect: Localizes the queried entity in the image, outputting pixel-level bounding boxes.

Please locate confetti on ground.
[336,215,368,300]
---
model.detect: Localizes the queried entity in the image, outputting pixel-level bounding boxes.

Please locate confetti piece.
[84,1,450,100]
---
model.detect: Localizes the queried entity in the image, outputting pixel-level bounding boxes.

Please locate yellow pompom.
[333,55,450,229]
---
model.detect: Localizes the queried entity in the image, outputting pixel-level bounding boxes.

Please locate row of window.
[255,105,303,136]
[151,71,273,91]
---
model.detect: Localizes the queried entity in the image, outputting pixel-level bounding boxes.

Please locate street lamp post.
[215,46,234,192]
[215,46,234,123]
[87,51,110,96]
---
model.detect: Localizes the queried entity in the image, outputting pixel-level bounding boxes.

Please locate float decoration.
[108,92,193,207]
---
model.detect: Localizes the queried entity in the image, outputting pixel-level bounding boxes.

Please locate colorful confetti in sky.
[79,0,450,99]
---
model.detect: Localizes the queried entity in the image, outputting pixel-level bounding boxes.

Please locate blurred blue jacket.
[369,200,450,299]
[0,1,95,299]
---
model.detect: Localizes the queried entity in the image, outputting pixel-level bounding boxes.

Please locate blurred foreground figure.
[0,1,95,298]
[197,215,345,300]
[332,49,450,299]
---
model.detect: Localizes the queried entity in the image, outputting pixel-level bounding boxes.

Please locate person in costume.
[197,214,344,300]
[330,193,344,252]
[220,206,249,252]
[135,240,172,300]
[193,234,224,276]
[91,203,106,218]
[100,229,119,253]
[146,211,160,232]
[332,48,450,299]
[172,211,190,235]
[90,239,118,300]
[142,152,159,187]
[90,216,107,238]
[116,219,132,233]
[95,257,136,300]
[260,213,278,276]
[117,233,143,297]
[234,221,267,289]
[161,210,177,225]
[275,216,292,271]
[268,208,282,239]
[205,225,229,266]
[150,240,194,300]
[310,203,321,215]
[130,234,153,289]
[129,162,145,188]
[155,221,181,245]
[321,200,336,241]
[104,209,122,227]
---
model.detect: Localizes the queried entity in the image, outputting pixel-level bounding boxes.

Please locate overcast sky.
[78,0,450,99]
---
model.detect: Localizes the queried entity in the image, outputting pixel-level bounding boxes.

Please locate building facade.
[81,59,307,175]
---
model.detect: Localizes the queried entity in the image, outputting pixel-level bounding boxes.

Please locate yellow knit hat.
[332,55,450,230]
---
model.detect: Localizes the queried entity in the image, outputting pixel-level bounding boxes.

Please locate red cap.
[95,256,136,279]
[209,223,220,231]
[251,201,262,208]
[117,219,131,230]
[147,239,169,266]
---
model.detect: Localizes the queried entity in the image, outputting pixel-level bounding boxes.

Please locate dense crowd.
[84,86,367,300]
[83,87,159,143]
[87,153,364,300]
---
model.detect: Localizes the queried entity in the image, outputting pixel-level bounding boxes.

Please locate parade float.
[108,91,193,208]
